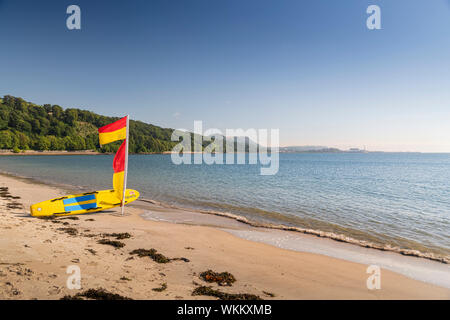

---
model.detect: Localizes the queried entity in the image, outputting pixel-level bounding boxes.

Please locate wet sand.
[0,173,449,299]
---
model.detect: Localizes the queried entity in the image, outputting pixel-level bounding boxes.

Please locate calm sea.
[1,153,449,258]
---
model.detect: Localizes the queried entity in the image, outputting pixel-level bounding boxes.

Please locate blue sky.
[0,0,449,151]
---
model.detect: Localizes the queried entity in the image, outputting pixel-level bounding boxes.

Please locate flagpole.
[121,115,129,215]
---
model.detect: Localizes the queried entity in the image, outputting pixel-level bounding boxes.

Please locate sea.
[0,152,449,261]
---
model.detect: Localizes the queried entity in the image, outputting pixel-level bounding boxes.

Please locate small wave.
[138,198,450,264]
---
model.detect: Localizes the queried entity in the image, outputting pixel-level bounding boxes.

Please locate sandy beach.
[0,173,449,300]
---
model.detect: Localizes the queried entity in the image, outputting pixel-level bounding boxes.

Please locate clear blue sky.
[1,0,449,152]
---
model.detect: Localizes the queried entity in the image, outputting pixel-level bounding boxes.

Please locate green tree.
[51,105,63,119]
[36,136,50,151]
[65,109,78,125]
[0,131,13,149]
[16,132,30,150]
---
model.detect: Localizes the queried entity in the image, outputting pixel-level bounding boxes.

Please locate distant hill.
[279,146,342,153]
[0,95,256,154]
[279,146,328,152]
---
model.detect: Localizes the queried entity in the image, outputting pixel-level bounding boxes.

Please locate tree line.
[0,95,177,153]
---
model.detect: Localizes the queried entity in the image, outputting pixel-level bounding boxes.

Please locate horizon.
[1,1,449,153]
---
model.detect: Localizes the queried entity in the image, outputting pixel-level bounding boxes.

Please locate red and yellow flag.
[113,140,127,201]
[98,116,127,146]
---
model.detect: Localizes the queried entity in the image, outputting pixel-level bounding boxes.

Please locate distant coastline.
[0,149,441,156]
[0,149,104,156]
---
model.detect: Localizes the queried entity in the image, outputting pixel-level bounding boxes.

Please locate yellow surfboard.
[30,189,140,217]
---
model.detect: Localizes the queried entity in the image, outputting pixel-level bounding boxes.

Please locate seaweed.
[61,217,79,220]
[171,257,190,262]
[130,248,170,263]
[199,270,236,286]
[85,218,95,221]
[83,233,97,238]
[57,227,78,236]
[85,248,97,255]
[192,286,262,300]
[7,202,23,209]
[152,283,167,292]
[0,187,11,198]
[129,248,189,264]
[102,232,132,240]
[97,239,125,248]
[61,288,132,300]
[37,216,56,220]
[120,276,131,281]
[61,295,83,300]
[263,291,276,297]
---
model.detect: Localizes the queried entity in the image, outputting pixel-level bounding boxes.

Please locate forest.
[0,95,257,154]
[0,95,179,153]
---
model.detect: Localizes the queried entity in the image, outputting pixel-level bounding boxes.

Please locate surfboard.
[30,189,140,217]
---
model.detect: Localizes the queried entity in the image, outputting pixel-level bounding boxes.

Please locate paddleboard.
[30,189,140,217]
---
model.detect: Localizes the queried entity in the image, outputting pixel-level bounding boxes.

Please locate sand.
[0,173,449,300]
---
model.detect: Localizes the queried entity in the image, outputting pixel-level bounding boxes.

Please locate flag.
[98,116,127,146]
[113,140,127,202]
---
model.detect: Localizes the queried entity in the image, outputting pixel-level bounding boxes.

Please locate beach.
[0,173,449,300]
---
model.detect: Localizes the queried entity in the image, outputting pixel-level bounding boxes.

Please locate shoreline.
[139,202,450,289]
[0,150,105,156]
[1,168,449,266]
[139,198,449,265]
[3,150,450,156]
[0,173,449,299]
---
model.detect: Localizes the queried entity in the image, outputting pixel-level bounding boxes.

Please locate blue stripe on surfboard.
[64,202,97,212]
[63,194,96,205]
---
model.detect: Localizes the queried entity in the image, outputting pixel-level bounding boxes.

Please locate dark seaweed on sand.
[7,202,23,209]
[0,187,11,198]
[130,248,170,263]
[192,286,262,300]
[57,227,78,236]
[152,283,167,292]
[61,288,132,300]
[97,239,125,248]
[37,216,56,220]
[263,291,276,297]
[199,270,236,286]
[85,248,97,255]
[102,232,132,240]
[129,248,189,264]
